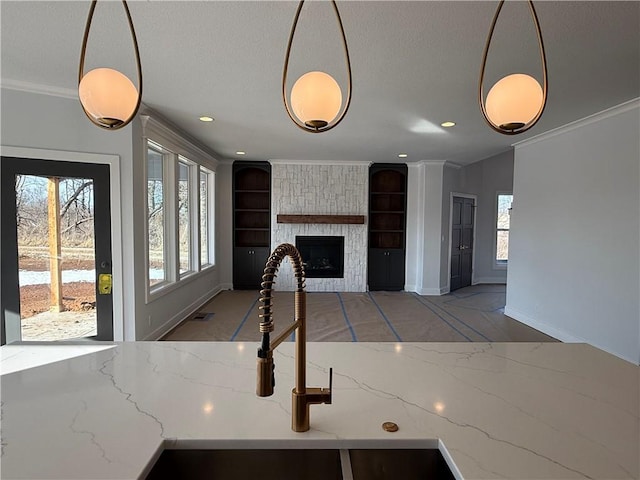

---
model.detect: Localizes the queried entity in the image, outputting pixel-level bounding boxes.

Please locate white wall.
[505,100,640,364]
[405,164,424,292]
[216,162,234,289]
[1,87,135,340]
[460,149,514,284]
[406,161,458,295]
[1,88,226,340]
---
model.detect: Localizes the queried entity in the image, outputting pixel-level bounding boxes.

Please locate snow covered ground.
[19,269,164,285]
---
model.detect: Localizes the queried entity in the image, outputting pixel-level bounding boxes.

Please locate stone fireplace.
[271,161,368,292]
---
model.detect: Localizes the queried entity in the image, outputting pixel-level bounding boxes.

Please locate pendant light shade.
[485,73,543,131]
[79,68,138,128]
[78,0,142,130]
[479,0,548,135]
[291,71,342,129]
[283,1,352,133]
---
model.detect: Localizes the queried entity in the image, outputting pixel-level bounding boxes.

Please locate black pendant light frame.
[282,0,352,133]
[479,0,548,136]
[78,0,143,130]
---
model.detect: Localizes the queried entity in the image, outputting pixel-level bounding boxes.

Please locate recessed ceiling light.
[398,153,408,158]
[236,151,246,155]
[441,121,456,128]
[199,116,214,122]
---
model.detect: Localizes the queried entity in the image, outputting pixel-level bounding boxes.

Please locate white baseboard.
[416,287,448,296]
[504,306,582,343]
[143,285,225,340]
[504,305,639,365]
[473,277,507,285]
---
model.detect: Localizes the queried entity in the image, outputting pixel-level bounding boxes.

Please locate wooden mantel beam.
[277,214,365,225]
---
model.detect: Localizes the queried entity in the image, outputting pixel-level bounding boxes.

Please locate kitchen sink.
[145,449,343,480]
[145,442,458,480]
[349,448,455,480]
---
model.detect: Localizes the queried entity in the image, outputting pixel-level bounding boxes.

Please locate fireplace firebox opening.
[295,236,344,279]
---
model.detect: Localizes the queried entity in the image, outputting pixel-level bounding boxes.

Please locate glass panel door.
[1,157,113,344]
[16,175,98,340]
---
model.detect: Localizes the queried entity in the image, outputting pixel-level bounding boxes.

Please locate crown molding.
[1,78,77,99]
[269,159,371,166]
[141,111,219,168]
[514,98,640,149]
[416,160,447,167]
[444,161,463,169]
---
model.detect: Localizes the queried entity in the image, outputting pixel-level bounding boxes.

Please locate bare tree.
[15,175,95,247]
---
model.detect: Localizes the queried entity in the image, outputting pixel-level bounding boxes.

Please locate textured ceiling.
[1,1,639,165]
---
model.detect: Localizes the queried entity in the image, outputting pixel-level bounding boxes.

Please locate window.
[496,193,513,264]
[178,159,192,275]
[145,137,216,296]
[199,167,214,267]
[147,145,167,287]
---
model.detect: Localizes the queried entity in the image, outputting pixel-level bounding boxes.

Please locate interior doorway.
[1,157,113,343]
[450,195,476,291]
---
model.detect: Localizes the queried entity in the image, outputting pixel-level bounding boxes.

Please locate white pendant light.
[78,1,142,130]
[283,1,352,133]
[290,71,342,129]
[479,0,548,135]
[485,73,543,131]
[79,68,139,128]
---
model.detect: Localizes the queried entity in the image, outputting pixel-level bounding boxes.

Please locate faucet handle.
[326,367,333,405]
[257,355,275,397]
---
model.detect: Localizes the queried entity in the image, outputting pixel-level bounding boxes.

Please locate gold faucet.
[256,243,332,432]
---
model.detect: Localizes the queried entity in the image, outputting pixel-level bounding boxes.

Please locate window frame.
[495,191,513,269]
[145,141,173,291]
[177,156,195,278]
[199,166,215,269]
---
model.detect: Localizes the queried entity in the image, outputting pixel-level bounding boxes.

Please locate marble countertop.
[1,341,638,479]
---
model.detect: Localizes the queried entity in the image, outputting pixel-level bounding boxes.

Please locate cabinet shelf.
[368,164,407,290]
[233,162,271,289]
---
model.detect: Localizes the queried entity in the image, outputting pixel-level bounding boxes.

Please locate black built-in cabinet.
[368,163,407,291]
[233,161,271,290]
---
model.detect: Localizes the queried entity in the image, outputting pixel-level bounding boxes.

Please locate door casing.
[0,146,127,341]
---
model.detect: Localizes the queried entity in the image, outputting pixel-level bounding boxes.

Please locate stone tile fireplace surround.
[271,161,368,292]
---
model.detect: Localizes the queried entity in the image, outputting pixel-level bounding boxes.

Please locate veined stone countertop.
[0,342,638,479]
